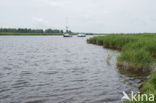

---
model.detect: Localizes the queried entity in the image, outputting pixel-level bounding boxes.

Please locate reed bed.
[87,34,156,72]
[126,71,156,103]
[87,34,156,102]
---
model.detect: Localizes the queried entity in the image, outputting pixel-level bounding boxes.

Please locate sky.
[0,0,156,33]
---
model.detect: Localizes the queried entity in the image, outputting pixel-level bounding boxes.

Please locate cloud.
[34,0,64,7]
[1,0,156,33]
[31,17,49,29]
[32,17,48,24]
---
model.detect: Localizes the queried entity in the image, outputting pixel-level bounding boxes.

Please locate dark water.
[0,36,146,103]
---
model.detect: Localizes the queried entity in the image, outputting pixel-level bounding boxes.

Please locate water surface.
[0,36,146,103]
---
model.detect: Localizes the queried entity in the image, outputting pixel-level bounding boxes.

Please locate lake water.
[0,36,146,103]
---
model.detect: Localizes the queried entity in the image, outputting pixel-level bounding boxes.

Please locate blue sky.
[0,0,156,33]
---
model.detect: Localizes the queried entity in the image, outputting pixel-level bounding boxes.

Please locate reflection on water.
[0,36,147,103]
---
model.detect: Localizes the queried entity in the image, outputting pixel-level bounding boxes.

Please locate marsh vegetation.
[87,34,156,102]
[87,34,156,72]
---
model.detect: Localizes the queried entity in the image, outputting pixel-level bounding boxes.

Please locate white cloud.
[1,0,156,33]
[34,0,64,7]
[31,17,49,29]
[32,17,48,24]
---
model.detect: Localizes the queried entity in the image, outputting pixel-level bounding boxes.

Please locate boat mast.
[66,26,69,33]
[65,17,70,33]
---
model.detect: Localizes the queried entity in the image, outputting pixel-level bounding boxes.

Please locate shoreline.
[87,34,156,102]
[0,32,97,36]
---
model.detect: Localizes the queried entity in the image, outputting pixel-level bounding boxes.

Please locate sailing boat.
[77,33,86,37]
[63,25,72,37]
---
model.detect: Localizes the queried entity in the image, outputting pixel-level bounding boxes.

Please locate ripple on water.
[39,71,58,75]
[0,73,4,78]
[2,66,12,70]
[0,36,147,103]
[11,79,31,89]
[23,98,47,103]
[20,71,33,76]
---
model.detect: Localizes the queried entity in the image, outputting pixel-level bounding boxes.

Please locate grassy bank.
[87,34,156,102]
[87,34,156,72]
[126,71,156,103]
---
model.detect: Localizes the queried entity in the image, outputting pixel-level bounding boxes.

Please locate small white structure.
[77,33,86,37]
[63,33,72,37]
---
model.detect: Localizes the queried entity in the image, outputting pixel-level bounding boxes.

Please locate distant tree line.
[0,28,66,33]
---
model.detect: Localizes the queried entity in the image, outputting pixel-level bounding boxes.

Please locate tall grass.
[87,34,156,71]
[87,34,156,102]
[126,71,156,103]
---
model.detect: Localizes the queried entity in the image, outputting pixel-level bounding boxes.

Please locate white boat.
[63,33,72,37]
[77,33,86,37]
[63,25,72,37]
